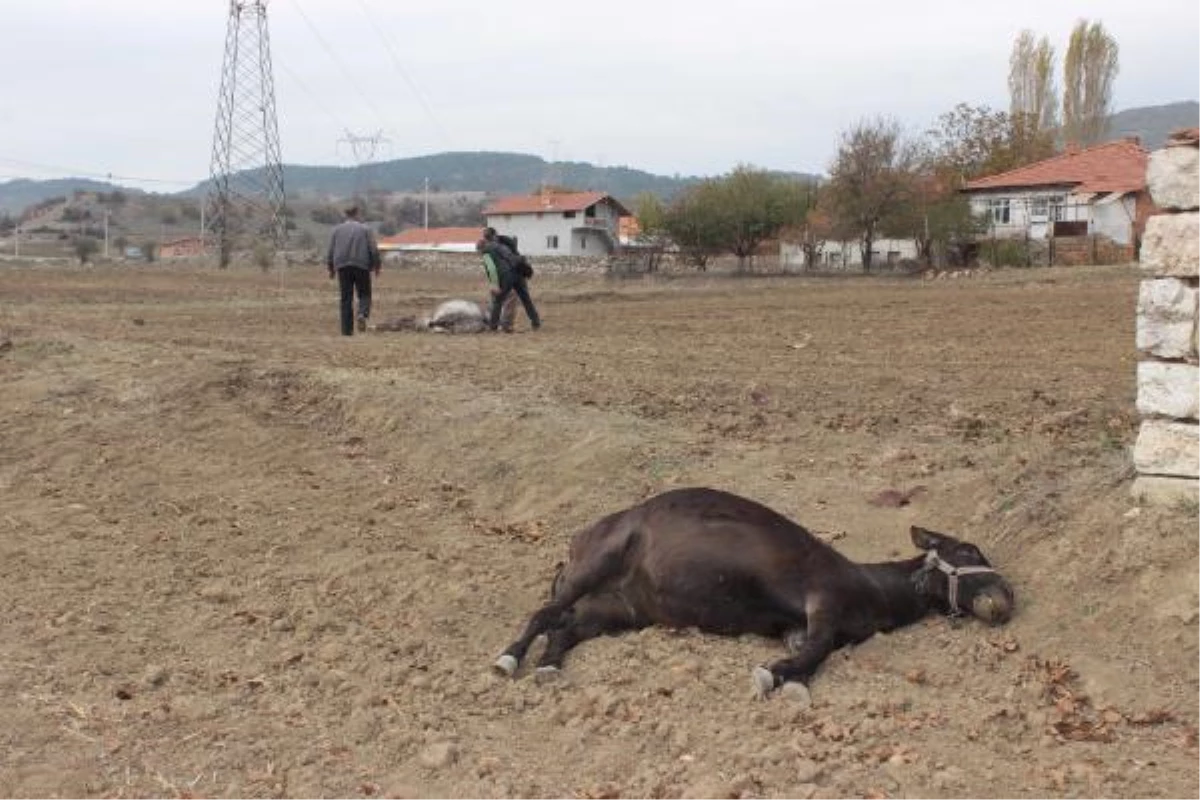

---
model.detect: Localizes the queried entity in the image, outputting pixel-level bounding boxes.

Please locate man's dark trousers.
[488,270,540,331]
[337,266,372,335]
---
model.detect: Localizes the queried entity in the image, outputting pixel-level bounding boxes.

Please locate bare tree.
[1008,30,1058,163]
[824,118,916,272]
[1063,20,1119,146]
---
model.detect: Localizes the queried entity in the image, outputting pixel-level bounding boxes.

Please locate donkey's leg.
[535,594,642,676]
[494,527,633,677]
[783,626,809,654]
[751,593,836,697]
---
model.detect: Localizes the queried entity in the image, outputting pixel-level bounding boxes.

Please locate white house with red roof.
[482,190,630,257]
[961,137,1154,246]
[376,226,480,253]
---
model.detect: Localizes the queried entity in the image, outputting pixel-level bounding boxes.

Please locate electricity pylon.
[337,130,391,197]
[205,0,286,267]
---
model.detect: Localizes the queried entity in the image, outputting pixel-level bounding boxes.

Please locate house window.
[988,199,1011,225]
[1049,195,1066,221]
[584,206,596,218]
[563,211,576,219]
[546,235,559,250]
[1031,198,1049,219]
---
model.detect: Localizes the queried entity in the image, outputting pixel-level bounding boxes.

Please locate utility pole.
[423,177,429,229]
[205,0,286,267]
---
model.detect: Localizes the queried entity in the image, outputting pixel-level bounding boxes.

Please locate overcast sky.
[1,0,1196,191]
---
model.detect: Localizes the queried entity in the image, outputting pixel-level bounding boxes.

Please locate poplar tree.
[1062,20,1120,146]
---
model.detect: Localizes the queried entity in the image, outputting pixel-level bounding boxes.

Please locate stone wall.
[1133,129,1200,504]
[384,250,607,276]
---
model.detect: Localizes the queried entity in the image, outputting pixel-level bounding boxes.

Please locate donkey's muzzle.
[971,582,1014,625]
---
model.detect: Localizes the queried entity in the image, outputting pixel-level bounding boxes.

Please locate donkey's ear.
[911,525,953,551]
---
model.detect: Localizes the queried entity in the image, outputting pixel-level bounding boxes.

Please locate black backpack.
[497,234,533,278]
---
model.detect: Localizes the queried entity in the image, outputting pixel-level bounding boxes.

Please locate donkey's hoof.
[493,654,518,677]
[778,680,812,707]
[533,665,561,684]
[751,666,776,699]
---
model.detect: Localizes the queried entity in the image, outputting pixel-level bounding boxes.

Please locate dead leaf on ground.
[868,486,926,508]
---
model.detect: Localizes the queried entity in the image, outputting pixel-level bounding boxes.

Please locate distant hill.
[179,151,711,203]
[1106,101,1199,149]
[1,101,1195,218]
[0,153,712,217]
[0,178,143,216]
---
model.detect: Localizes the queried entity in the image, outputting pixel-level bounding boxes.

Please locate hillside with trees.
[1108,101,1200,149]
[186,152,716,204]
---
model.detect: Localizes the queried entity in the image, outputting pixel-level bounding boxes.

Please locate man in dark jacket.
[326,205,381,335]
[478,233,541,332]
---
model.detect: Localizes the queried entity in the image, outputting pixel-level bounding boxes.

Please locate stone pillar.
[1133,128,1199,504]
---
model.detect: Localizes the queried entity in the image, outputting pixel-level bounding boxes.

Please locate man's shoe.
[356,317,367,333]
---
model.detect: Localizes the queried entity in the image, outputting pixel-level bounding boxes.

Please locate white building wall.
[780,238,917,269]
[1091,195,1137,244]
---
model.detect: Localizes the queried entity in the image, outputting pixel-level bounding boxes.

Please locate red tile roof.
[483,191,629,216]
[963,138,1148,194]
[378,227,481,248]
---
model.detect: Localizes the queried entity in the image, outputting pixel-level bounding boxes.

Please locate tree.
[660,167,811,272]
[72,236,99,264]
[885,172,987,268]
[718,166,811,271]
[1008,30,1059,164]
[311,207,342,225]
[922,104,1022,182]
[252,242,275,272]
[662,181,728,270]
[631,192,671,273]
[1063,20,1119,146]
[782,205,835,271]
[824,117,916,272]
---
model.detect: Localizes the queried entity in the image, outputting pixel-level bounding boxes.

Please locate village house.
[961,137,1154,258]
[158,236,206,258]
[376,226,479,255]
[482,190,630,257]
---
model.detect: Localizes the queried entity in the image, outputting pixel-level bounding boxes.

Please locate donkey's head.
[910,526,1014,625]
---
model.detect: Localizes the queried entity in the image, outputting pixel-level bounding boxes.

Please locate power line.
[351,0,453,148]
[0,156,195,187]
[274,56,353,135]
[287,0,396,135]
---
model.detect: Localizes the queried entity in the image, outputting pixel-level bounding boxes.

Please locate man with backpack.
[478,227,541,332]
